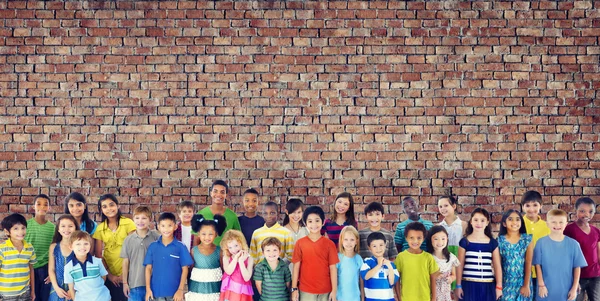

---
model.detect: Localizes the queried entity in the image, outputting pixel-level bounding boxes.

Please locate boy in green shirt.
[25,194,55,301]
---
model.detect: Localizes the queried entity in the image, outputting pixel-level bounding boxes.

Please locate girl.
[219,230,253,301]
[92,194,136,301]
[456,208,502,301]
[63,192,97,234]
[498,210,533,301]
[48,215,79,301]
[186,214,227,301]
[323,192,358,246]
[437,195,467,255]
[336,226,363,301]
[283,198,309,244]
[427,226,460,301]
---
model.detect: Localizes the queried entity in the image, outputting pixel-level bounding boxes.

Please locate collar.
[262,258,285,271]
[67,252,94,265]
[157,235,177,247]
[524,215,542,224]
[264,222,281,229]
[3,238,29,249]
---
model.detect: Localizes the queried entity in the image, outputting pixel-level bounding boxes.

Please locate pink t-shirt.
[564,222,600,278]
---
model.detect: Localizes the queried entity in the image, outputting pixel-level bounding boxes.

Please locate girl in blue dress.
[498,209,533,301]
[48,215,79,301]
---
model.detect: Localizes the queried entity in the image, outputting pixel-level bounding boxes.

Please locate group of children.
[0,182,598,301]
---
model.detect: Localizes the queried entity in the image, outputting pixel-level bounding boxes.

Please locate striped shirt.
[393,218,434,252]
[250,223,294,264]
[0,239,38,296]
[322,219,357,246]
[64,254,110,301]
[360,257,399,301]
[253,259,291,301]
[25,218,55,269]
[459,237,498,282]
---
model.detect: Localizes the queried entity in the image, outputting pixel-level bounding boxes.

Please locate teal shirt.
[25,218,55,268]
[197,207,241,246]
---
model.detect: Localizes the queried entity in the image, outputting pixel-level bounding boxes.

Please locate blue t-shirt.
[337,253,363,301]
[238,214,265,246]
[143,237,194,298]
[360,257,399,301]
[63,254,110,301]
[533,236,587,301]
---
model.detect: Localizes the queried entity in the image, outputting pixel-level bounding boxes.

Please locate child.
[336,226,363,301]
[120,206,160,301]
[250,202,294,264]
[534,209,587,301]
[497,209,533,301]
[360,232,399,301]
[283,198,309,244]
[253,237,292,301]
[455,208,502,301]
[64,230,110,301]
[564,197,600,301]
[186,213,227,301]
[220,230,253,301]
[238,188,265,246]
[521,190,550,295]
[174,201,195,251]
[63,192,97,235]
[197,180,241,246]
[25,194,55,301]
[437,195,467,255]
[48,215,79,301]
[358,202,398,260]
[0,213,38,301]
[394,196,434,252]
[93,194,136,301]
[426,226,460,301]
[291,206,339,301]
[144,212,194,301]
[395,222,439,301]
[322,192,358,246]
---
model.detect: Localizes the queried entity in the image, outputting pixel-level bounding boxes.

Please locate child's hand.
[55,287,69,299]
[446,274,454,285]
[108,274,121,286]
[292,290,299,301]
[568,287,577,300]
[538,286,548,298]
[146,289,154,301]
[495,288,502,300]
[123,283,130,298]
[377,257,384,267]
[328,292,337,301]
[455,287,463,299]
[31,291,36,301]
[173,289,184,301]
[519,284,530,298]
[238,250,249,262]
[44,276,51,284]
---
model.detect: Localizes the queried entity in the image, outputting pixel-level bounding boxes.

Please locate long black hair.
[191,214,227,236]
[98,194,123,225]
[498,209,527,236]
[52,214,80,244]
[283,198,305,227]
[63,192,95,234]
[331,192,357,226]
[426,225,451,262]
[465,207,493,239]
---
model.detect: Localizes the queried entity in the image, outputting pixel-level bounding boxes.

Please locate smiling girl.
[322,192,357,246]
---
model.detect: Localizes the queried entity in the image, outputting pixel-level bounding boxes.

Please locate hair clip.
[214,219,218,224]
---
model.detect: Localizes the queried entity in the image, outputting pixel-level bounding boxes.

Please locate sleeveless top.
[49,243,69,301]
[188,246,222,296]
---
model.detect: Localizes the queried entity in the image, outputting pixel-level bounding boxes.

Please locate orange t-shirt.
[292,235,340,294]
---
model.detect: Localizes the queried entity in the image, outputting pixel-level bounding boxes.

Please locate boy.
[0,213,37,301]
[25,194,55,301]
[534,209,587,301]
[144,212,193,301]
[239,188,265,246]
[358,202,398,260]
[64,230,110,301]
[360,232,399,301]
[394,222,439,301]
[564,197,600,301]
[120,206,160,301]
[173,201,194,251]
[250,201,294,264]
[291,206,339,301]
[197,180,241,245]
[253,237,292,301]
[521,190,550,291]
[393,196,433,252]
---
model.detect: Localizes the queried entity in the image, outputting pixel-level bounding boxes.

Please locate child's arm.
[30,264,36,301]
[255,280,262,295]
[145,264,154,301]
[384,260,394,286]
[430,271,439,301]
[535,265,548,298]
[47,244,68,299]
[122,258,130,297]
[455,246,465,299]
[238,252,253,282]
[95,240,119,285]
[67,283,75,300]
[568,267,582,300]
[520,242,534,298]
[173,266,188,301]
[329,264,338,301]
[449,266,457,284]
[492,247,502,300]
[222,254,237,275]
[291,261,301,301]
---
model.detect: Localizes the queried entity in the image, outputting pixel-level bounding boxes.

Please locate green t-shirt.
[24,218,55,268]
[197,207,241,246]
[394,250,439,301]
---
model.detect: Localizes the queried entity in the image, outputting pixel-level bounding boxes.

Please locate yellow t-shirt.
[395,250,439,301]
[523,215,550,278]
[93,217,136,276]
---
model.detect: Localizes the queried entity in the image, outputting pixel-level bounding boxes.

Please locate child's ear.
[3,229,9,237]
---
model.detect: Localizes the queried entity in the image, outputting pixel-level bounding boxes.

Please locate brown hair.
[260,237,282,252]
[69,230,92,246]
[547,209,567,218]
[133,206,153,219]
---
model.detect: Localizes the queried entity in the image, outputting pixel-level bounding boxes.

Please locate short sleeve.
[253,264,264,281]
[450,253,460,267]
[327,240,340,266]
[92,223,103,240]
[29,247,37,265]
[355,255,364,270]
[284,232,294,263]
[249,233,259,264]
[490,238,498,250]
[428,255,439,275]
[459,237,468,249]
[124,218,137,234]
[291,239,302,264]
[143,244,154,266]
[532,238,543,266]
[179,244,194,266]
[360,258,375,280]
[389,262,400,286]
[284,265,292,282]
[63,263,74,284]
[393,254,402,272]
[97,258,108,276]
[394,224,403,247]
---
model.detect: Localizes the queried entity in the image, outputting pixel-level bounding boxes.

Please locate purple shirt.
[564,222,600,278]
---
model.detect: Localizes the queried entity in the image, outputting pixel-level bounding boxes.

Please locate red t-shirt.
[564,222,600,278]
[292,235,340,294]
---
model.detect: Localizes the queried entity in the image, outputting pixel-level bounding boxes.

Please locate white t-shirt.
[182,224,192,251]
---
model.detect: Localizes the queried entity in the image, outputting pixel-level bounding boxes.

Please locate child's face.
[470,213,489,232]
[71,238,91,257]
[67,199,85,218]
[368,239,386,258]
[34,197,50,216]
[226,240,241,255]
[366,211,383,228]
[5,223,26,241]
[522,201,541,220]
[178,207,194,224]
[211,185,227,206]
[430,231,448,251]
[503,212,522,233]
[133,214,151,230]
[405,229,424,251]
[264,206,279,227]
[341,233,357,253]
[437,198,455,218]
[58,219,76,239]
[287,207,303,225]
[403,199,419,219]
[100,199,119,219]
[158,219,176,237]
[547,215,567,234]
[305,213,323,234]
[335,197,350,216]
[243,193,259,215]
[198,225,217,245]
[263,245,280,262]
[576,204,595,224]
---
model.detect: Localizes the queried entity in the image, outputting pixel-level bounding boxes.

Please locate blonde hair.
[548,209,567,218]
[219,230,248,257]
[69,230,92,246]
[338,226,360,253]
[133,206,152,219]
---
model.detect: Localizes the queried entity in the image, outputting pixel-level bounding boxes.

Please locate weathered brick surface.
[0,1,599,229]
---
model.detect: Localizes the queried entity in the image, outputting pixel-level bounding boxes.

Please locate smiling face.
[263,244,281,263]
[211,184,227,206]
[437,198,456,218]
[158,219,176,238]
[341,232,358,253]
[405,229,424,251]
[335,197,350,217]
[67,199,85,219]
[369,239,386,259]
[470,213,489,233]
[243,193,259,215]
[100,199,119,220]
[403,198,419,220]
[264,205,279,228]
[430,231,448,252]
[503,212,522,233]
[34,197,50,216]
[198,224,217,246]
[5,223,26,242]
[133,213,151,231]
[305,213,323,234]
[522,201,541,220]
[287,207,303,225]
[366,211,383,229]
[178,207,194,224]
[71,238,91,257]
[226,239,242,256]
[576,203,595,225]
[58,219,77,240]
[547,214,568,234]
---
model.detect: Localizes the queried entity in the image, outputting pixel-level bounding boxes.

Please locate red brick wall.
[0,1,599,229]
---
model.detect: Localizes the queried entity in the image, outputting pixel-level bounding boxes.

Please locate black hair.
[465,208,493,239]
[426,225,451,262]
[332,192,357,226]
[364,202,384,215]
[498,209,526,236]
[367,231,386,246]
[1,213,27,235]
[575,197,596,209]
[439,195,458,206]
[52,214,80,244]
[177,200,195,213]
[34,194,51,203]
[191,214,227,236]
[303,206,325,224]
[264,201,278,211]
[158,212,177,224]
[521,191,542,206]
[404,221,427,238]
[283,198,305,227]
[211,180,229,194]
[98,194,123,225]
[243,188,259,196]
[63,192,95,234]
